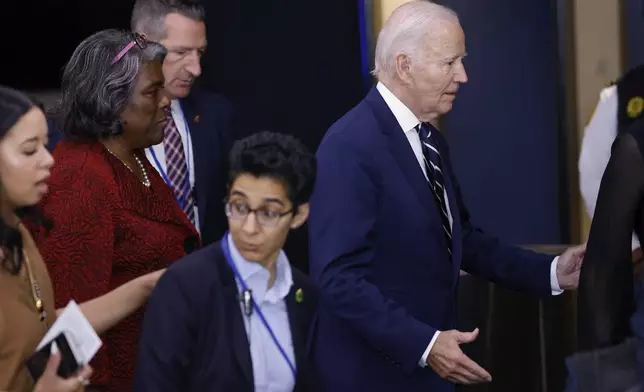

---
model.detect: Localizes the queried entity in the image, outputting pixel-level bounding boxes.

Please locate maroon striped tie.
[163,108,195,225]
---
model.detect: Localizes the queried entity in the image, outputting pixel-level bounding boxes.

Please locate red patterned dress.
[30,140,200,392]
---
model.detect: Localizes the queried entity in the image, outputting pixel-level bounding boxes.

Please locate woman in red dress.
[30,30,200,391]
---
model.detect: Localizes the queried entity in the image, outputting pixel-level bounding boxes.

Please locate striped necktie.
[163,107,196,225]
[416,122,452,254]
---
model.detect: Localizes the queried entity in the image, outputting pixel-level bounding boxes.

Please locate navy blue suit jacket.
[46,116,63,152]
[632,280,644,385]
[134,241,319,391]
[178,89,235,245]
[307,87,553,391]
[46,89,235,246]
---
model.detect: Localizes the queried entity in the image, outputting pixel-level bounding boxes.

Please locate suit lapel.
[365,88,434,218]
[218,255,254,386]
[179,97,210,230]
[285,275,308,391]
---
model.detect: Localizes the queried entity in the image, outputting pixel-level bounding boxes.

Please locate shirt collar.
[226,234,293,303]
[170,99,183,117]
[376,82,422,134]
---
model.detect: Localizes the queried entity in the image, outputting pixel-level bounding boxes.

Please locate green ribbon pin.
[295,288,304,303]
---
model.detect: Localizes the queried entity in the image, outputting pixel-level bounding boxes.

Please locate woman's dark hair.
[52,29,167,142]
[227,131,317,209]
[0,86,52,274]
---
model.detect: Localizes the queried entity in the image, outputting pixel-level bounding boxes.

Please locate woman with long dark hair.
[0,86,92,391]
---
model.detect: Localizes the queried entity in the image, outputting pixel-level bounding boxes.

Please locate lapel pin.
[295,288,304,303]
[193,114,200,123]
[628,97,644,119]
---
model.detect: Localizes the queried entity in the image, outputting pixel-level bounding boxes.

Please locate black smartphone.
[25,332,82,381]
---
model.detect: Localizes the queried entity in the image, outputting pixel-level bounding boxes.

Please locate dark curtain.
[624,0,644,69]
[1,0,366,274]
[202,0,367,273]
[0,1,132,89]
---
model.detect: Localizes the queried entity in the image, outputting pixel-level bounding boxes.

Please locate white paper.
[36,300,102,365]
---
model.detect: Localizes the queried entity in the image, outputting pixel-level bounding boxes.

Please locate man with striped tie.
[132,0,235,246]
[307,2,586,391]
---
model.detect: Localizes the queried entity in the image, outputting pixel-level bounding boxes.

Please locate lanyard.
[221,233,297,378]
[147,108,193,209]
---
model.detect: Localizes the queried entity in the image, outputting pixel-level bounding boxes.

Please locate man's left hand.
[556,244,587,290]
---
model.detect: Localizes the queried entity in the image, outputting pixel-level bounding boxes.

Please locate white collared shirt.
[145,99,200,231]
[375,81,563,367]
[227,234,296,392]
[376,82,454,227]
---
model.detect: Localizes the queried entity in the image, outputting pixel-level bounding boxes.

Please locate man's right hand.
[427,328,492,385]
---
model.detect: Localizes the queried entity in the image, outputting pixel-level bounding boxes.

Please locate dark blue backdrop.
[624,0,644,69]
[441,0,563,245]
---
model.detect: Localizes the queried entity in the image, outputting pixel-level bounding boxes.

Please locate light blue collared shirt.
[227,234,296,392]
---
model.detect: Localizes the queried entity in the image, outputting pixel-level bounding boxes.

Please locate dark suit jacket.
[307,87,553,391]
[178,89,235,245]
[633,279,644,386]
[134,241,319,392]
[45,89,235,246]
[45,115,63,152]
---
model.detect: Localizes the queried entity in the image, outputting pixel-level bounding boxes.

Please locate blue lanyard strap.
[221,233,297,378]
[147,107,193,209]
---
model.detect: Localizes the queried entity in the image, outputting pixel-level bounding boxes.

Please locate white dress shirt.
[227,234,296,392]
[578,85,640,250]
[145,99,200,232]
[375,82,563,368]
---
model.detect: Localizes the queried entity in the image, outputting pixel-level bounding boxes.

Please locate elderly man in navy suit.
[308,2,586,391]
[132,0,235,246]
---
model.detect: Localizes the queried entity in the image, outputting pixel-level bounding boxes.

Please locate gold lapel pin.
[295,288,304,303]
[627,97,644,119]
[193,114,200,123]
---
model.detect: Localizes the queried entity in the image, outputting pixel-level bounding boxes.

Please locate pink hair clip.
[110,33,148,65]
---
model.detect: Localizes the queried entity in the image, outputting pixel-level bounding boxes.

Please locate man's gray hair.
[53,29,167,141]
[131,0,205,41]
[372,1,459,80]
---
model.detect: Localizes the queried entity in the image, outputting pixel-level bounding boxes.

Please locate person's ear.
[395,53,414,85]
[290,203,309,229]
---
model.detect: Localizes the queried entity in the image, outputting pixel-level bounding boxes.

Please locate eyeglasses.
[225,201,292,228]
[111,33,148,65]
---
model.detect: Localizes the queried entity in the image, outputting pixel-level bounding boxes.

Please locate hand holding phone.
[26,332,82,380]
[32,351,92,392]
